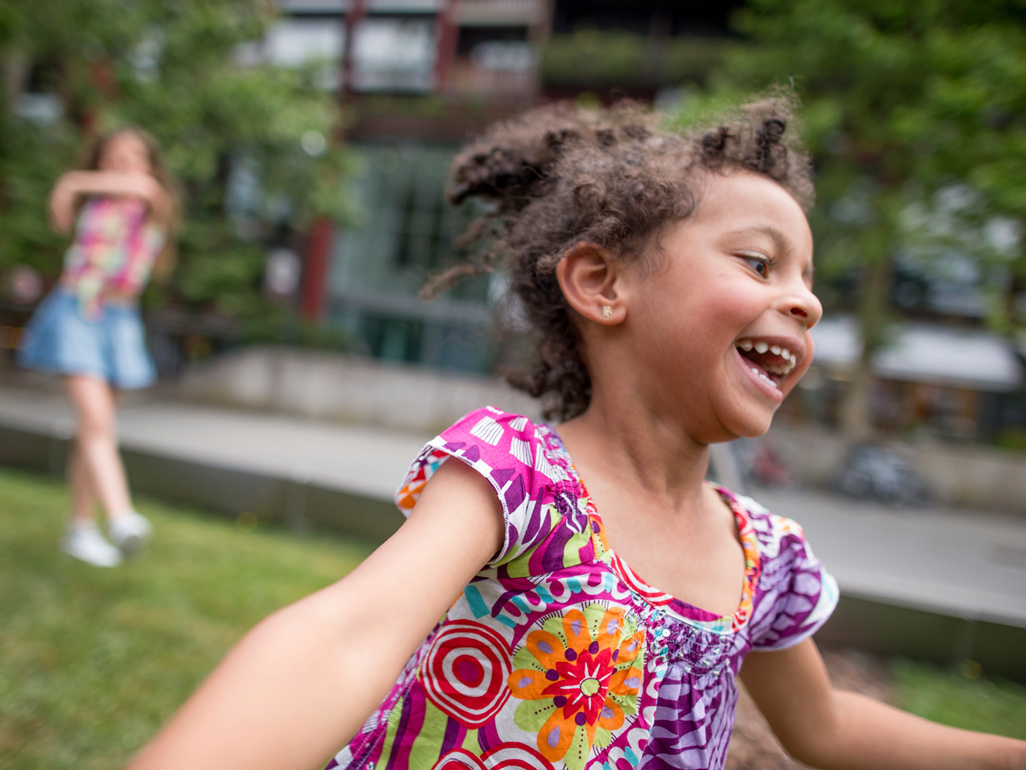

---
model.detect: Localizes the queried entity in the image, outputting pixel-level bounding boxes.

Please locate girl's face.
[98,132,152,175]
[619,170,822,443]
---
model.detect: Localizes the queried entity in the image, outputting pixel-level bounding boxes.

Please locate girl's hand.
[126,458,505,770]
[741,638,1026,770]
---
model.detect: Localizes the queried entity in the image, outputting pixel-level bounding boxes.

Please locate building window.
[328,142,503,373]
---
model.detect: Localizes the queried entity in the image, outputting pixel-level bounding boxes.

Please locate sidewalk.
[2,375,1025,676]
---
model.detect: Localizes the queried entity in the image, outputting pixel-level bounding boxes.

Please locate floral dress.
[328,407,838,770]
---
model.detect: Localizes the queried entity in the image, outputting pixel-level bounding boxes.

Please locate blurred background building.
[246,0,742,375]
[1,0,1023,447]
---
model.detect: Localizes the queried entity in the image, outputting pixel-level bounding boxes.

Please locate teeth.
[750,366,781,390]
[736,338,798,376]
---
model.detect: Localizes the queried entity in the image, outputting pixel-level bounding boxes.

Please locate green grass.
[2,466,1025,769]
[892,659,1026,739]
[0,465,374,770]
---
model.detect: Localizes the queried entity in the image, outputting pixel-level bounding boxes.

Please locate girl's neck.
[557,401,712,512]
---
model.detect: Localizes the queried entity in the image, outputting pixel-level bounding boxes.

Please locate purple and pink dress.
[329,406,838,770]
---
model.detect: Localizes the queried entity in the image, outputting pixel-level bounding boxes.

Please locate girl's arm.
[48,170,171,233]
[126,458,505,770]
[740,638,1026,770]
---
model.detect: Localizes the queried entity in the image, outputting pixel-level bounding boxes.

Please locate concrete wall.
[174,345,542,435]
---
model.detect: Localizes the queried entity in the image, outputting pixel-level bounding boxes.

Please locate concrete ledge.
[817,594,1026,682]
[767,423,1026,517]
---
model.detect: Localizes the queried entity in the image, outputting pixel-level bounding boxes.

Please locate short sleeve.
[394,406,573,567]
[739,497,840,651]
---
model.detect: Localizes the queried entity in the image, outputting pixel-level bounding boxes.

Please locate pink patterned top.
[60,196,166,318]
[328,406,838,770]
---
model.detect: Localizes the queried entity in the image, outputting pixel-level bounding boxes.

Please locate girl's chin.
[723,407,778,441]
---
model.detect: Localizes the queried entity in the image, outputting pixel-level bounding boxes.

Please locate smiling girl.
[127,97,1025,770]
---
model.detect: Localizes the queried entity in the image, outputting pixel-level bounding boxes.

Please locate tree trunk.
[837,220,894,444]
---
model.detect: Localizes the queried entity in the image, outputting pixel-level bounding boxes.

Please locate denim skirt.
[17,288,156,390]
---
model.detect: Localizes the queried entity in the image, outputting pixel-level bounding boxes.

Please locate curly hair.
[429,94,814,421]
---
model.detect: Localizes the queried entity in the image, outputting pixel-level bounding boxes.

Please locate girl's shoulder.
[396,406,579,566]
[714,484,815,560]
[434,406,563,466]
[714,485,839,649]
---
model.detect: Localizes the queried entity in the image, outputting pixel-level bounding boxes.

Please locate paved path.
[2,375,1025,631]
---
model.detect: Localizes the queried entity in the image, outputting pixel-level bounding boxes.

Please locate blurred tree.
[0,0,355,321]
[685,0,1026,439]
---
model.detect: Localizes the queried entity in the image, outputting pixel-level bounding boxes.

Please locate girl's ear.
[556,241,625,325]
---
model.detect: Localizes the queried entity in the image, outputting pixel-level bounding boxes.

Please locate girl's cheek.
[795,333,816,381]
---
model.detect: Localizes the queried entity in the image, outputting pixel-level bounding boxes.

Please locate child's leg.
[67,442,99,525]
[64,373,134,518]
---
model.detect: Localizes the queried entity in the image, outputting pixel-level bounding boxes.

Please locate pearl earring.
[601,305,613,319]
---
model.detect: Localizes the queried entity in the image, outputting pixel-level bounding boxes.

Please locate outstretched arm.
[126,458,504,770]
[740,638,1026,770]
[48,171,171,234]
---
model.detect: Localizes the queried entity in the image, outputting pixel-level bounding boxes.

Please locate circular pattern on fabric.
[421,620,512,727]
[482,742,557,770]
[432,748,487,769]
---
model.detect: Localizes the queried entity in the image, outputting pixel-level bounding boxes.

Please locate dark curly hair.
[428,94,814,422]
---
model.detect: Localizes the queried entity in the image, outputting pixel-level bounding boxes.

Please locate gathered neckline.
[539,422,762,634]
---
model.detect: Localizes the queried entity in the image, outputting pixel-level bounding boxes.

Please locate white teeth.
[736,338,798,376]
[750,366,781,390]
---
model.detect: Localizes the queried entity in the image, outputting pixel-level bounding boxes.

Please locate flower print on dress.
[421,620,512,727]
[508,604,645,770]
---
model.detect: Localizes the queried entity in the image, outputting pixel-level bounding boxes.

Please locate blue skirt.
[17,288,156,390]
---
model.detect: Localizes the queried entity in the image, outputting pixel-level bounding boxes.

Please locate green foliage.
[0,465,373,769]
[0,0,355,324]
[239,306,351,350]
[720,0,1026,319]
[168,219,268,317]
[0,120,75,279]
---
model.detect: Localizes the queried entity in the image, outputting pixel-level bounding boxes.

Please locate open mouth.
[736,338,797,390]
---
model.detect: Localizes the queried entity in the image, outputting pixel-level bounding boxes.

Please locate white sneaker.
[62,524,123,567]
[108,511,153,558]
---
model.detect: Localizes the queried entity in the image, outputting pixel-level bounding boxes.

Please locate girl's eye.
[741,253,770,276]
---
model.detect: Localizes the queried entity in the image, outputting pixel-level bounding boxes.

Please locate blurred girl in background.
[19,126,178,567]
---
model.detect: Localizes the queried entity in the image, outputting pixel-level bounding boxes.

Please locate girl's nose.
[783,286,822,328]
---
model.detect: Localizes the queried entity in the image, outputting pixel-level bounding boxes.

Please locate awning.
[810,317,1025,392]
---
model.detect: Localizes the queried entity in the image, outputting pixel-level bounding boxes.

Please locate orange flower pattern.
[508,605,644,769]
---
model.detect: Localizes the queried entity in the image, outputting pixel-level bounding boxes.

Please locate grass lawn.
[892,658,1026,739]
[0,465,374,769]
[2,465,1025,770]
